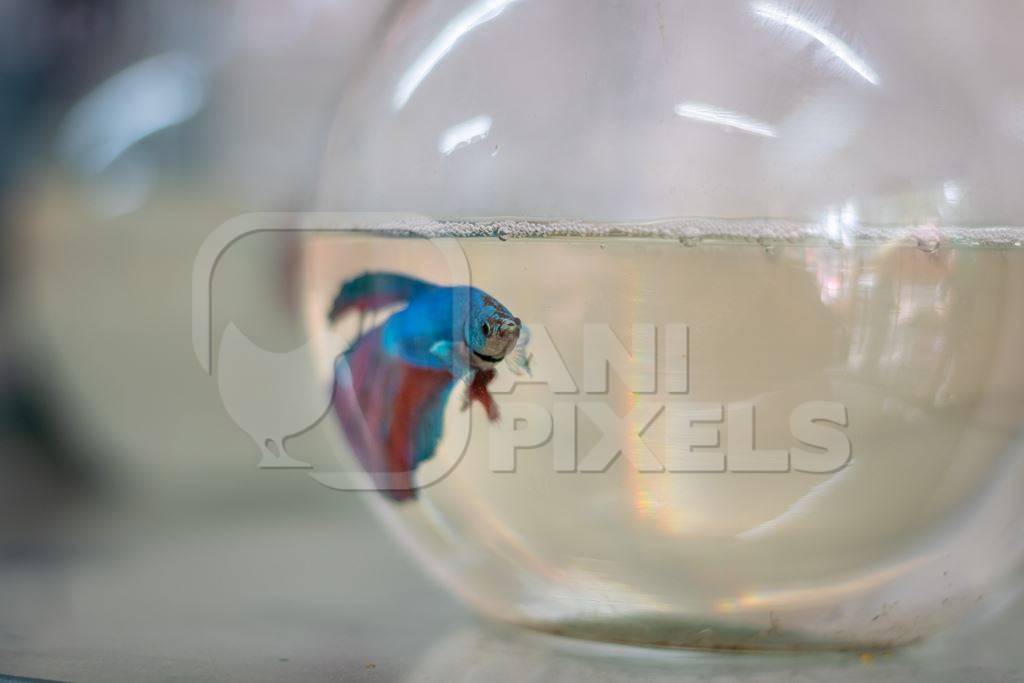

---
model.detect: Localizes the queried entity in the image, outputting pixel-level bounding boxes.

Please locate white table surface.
[2,473,1023,683]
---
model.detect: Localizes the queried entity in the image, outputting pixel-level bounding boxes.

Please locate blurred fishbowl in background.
[1,0,390,503]
[0,2,427,678]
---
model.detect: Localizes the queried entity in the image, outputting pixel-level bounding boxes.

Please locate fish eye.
[481,322,491,337]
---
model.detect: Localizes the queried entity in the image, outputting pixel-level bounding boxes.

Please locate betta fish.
[328,272,529,501]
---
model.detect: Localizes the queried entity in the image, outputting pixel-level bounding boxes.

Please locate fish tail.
[327,272,436,323]
[333,326,454,502]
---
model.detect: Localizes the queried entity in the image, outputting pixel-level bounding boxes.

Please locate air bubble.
[917,236,941,253]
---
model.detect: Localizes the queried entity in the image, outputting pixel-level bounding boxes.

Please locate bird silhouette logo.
[193,213,476,491]
[216,322,330,469]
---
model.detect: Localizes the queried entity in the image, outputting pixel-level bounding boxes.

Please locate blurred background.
[0,1,432,679]
[2,1,1024,681]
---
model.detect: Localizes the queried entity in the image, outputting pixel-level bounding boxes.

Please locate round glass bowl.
[303,0,1024,651]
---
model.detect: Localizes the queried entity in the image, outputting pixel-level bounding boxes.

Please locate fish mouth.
[472,350,504,364]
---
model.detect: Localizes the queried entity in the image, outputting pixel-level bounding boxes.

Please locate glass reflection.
[752,1,880,85]
[673,102,778,138]
[393,0,518,110]
[439,114,493,155]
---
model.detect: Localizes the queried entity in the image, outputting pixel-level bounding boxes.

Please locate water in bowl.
[300,219,1024,651]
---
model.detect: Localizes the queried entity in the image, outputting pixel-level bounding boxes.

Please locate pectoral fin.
[430,340,472,379]
[505,324,532,376]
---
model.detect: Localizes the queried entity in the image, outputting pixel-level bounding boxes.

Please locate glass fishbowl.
[299,0,1024,651]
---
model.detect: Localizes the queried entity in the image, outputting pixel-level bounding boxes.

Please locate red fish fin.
[462,367,500,422]
[333,327,454,501]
